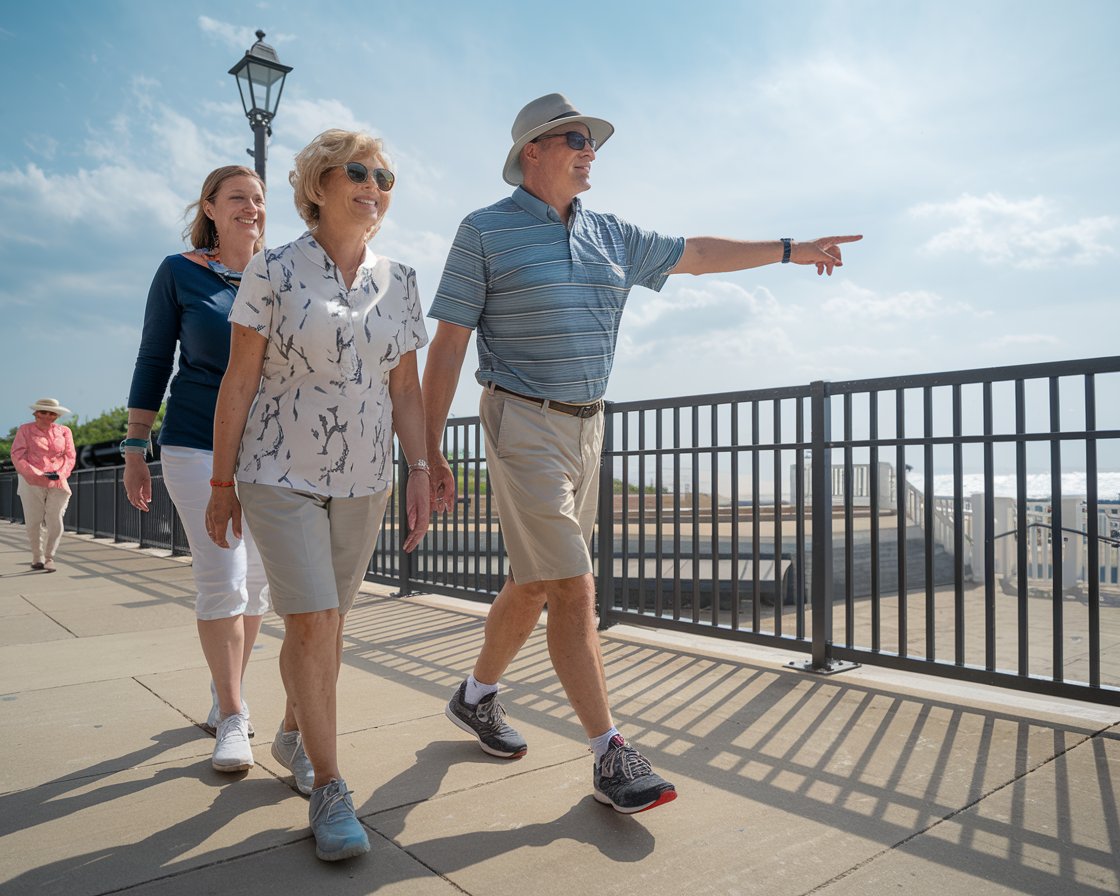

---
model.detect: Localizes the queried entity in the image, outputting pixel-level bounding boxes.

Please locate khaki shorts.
[480,388,604,584]
[236,482,390,616]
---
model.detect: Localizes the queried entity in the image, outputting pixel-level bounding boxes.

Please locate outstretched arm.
[670,235,862,277]
[421,321,473,513]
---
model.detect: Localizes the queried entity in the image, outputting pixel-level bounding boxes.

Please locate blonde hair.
[182,165,265,252]
[289,129,393,239]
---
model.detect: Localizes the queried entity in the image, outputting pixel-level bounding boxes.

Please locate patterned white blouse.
[229,231,428,497]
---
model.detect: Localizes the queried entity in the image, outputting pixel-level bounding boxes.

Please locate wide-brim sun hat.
[502,93,615,186]
[30,397,72,418]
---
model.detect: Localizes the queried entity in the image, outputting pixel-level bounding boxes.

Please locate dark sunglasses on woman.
[343,162,395,192]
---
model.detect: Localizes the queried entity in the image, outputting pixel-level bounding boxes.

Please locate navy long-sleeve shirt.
[127,254,238,450]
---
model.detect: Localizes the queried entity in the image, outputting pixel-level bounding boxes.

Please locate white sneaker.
[203,680,254,737]
[271,723,315,795]
[212,712,254,772]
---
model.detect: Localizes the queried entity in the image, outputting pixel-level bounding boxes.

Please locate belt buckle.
[578,402,599,419]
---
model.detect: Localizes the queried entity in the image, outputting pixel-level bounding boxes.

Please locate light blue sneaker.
[309,778,369,861]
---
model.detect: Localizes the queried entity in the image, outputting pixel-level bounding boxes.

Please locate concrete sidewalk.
[0,522,1117,896]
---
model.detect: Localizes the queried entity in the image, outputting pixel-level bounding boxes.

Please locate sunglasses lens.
[565,132,596,151]
[343,162,394,191]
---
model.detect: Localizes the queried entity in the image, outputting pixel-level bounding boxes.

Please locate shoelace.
[475,696,507,728]
[311,783,355,824]
[216,715,248,746]
[600,743,653,781]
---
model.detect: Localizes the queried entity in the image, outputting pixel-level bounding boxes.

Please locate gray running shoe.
[309,779,369,862]
[593,735,676,814]
[445,681,527,758]
[202,680,254,737]
[271,723,315,795]
[212,712,254,772]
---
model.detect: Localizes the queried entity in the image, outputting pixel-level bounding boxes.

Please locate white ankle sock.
[590,727,621,761]
[464,674,498,705]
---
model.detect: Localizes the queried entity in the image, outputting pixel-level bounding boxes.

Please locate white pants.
[17,480,70,564]
[160,446,270,620]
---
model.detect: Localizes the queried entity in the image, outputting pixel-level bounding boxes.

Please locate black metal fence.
[4,355,1118,705]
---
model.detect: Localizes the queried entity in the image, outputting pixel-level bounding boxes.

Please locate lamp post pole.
[229,30,293,183]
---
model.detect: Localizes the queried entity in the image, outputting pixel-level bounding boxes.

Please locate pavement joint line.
[368,826,474,896]
[795,722,1116,896]
[15,593,80,638]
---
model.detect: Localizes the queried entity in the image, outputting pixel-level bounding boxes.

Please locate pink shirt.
[11,422,76,491]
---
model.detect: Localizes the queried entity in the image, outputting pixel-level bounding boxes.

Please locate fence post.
[789,380,857,676]
[596,402,615,628]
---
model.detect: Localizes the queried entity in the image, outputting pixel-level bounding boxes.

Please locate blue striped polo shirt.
[429,187,685,403]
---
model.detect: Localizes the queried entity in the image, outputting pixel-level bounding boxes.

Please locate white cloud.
[910,193,1117,268]
[628,280,799,330]
[0,162,184,234]
[197,17,295,53]
[822,281,987,322]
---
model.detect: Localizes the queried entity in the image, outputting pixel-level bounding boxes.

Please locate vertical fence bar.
[1049,377,1064,681]
[772,399,783,636]
[638,409,648,615]
[923,385,935,660]
[710,403,721,629]
[597,403,616,627]
[983,382,996,671]
[869,391,881,651]
[1085,374,1101,687]
[1015,379,1029,676]
[730,402,741,631]
[795,396,806,640]
[843,393,854,647]
[751,400,761,633]
[896,388,908,657]
[953,384,965,665]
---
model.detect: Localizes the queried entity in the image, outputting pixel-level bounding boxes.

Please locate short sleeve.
[617,218,685,294]
[428,218,487,330]
[403,264,429,353]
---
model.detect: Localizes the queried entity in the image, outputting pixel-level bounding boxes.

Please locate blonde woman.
[206,130,430,862]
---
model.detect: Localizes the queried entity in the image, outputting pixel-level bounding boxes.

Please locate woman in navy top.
[124,165,276,777]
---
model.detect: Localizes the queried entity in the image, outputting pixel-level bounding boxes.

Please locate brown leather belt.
[490,384,603,418]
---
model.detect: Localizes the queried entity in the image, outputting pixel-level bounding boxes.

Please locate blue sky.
[1,0,1118,439]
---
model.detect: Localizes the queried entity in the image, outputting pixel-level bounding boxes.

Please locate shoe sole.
[444,704,527,758]
[593,787,677,814]
[212,759,254,772]
[316,841,370,862]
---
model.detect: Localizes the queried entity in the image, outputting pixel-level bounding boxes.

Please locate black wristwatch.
[780,238,792,263]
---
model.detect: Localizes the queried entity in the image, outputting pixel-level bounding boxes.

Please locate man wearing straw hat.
[423,93,861,813]
[11,398,77,572]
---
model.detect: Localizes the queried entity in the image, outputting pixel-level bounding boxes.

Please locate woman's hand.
[429,454,457,514]
[402,469,431,552]
[204,487,242,548]
[123,455,152,511]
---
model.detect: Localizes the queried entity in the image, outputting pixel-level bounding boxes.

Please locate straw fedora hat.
[502,93,614,186]
[29,397,72,418]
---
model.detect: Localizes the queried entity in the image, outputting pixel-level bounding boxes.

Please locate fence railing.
[3,354,1119,704]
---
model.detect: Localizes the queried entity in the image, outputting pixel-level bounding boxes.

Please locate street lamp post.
[228,30,292,183]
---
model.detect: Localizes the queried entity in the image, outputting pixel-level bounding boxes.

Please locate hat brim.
[30,404,71,417]
[502,115,615,186]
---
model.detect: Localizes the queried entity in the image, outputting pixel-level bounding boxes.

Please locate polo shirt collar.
[512,186,582,225]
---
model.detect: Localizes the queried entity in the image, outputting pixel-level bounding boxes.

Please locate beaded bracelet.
[408,459,431,476]
[209,479,236,488]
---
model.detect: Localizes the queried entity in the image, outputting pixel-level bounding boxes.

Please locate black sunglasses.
[342,162,395,192]
[532,131,598,152]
